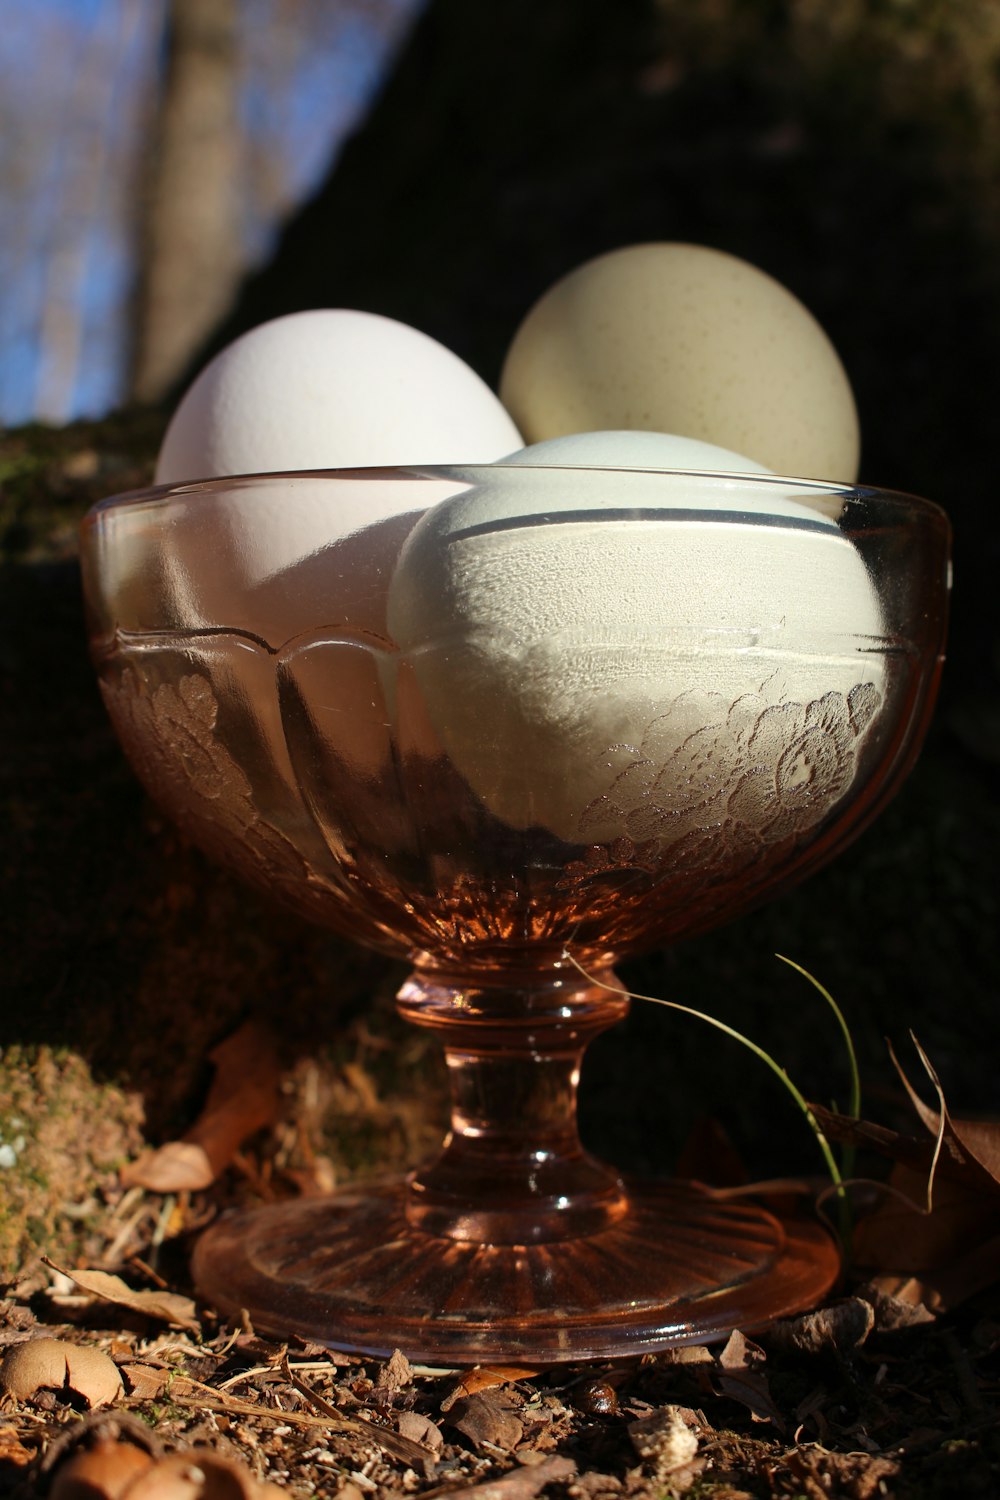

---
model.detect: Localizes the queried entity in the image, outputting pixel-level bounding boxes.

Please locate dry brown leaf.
[856,1278,937,1327]
[888,1036,1000,1190]
[715,1331,785,1431]
[119,1363,170,1401]
[375,1346,413,1395]
[397,1409,444,1452]
[854,1167,1000,1271]
[123,1022,282,1192]
[808,1105,976,1188]
[448,1389,525,1452]
[859,1225,1000,1312]
[0,1425,34,1467]
[811,1044,1000,1308]
[440,1363,541,1410]
[768,1298,875,1357]
[44,1262,200,1333]
[661,1345,713,1366]
[123,1143,216,1195]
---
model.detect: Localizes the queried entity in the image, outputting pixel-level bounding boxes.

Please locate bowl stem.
[397,962,630,1244]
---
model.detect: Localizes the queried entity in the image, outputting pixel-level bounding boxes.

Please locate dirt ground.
[1,1152,999,1500]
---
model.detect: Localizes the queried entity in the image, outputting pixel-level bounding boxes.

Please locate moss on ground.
[0,1045,145,1277]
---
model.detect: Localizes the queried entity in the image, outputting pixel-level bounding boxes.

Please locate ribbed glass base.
[193,1176,838,1363]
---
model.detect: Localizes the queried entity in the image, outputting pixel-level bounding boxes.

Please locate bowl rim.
[81,462,950,530]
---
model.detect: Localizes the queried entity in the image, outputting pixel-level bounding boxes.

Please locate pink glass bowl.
[81,465,950,1361]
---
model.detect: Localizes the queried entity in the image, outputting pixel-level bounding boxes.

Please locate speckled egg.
[499,244,860,483]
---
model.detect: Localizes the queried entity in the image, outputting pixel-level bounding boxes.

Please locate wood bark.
[128,0,243,403]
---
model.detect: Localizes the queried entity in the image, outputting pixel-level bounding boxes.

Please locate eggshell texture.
[50,1439,154,1500]
[0,1336,123,1408]
[155,309,522,484]
[499,244,860,483]
[387,465,884,843]
[498,430,769,473]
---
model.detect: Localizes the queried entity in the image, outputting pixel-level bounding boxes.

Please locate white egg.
[498,430,769,473]
[387,464,885,847]
[136,473,465,649]
[499,244,860,482]
[156,309,523,484]
[148,311,518,644]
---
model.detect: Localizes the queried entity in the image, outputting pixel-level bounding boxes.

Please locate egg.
[156,309,523,484]
[146,311,517,646]
[101,472,465,650]
[387,463,884,846]
[497,430,769,473]
[499,244,860,483]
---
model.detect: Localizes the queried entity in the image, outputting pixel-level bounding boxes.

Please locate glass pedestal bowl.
[81,464,950,1362]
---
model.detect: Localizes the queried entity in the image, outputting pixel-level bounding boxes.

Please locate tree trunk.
[128,0,243,404]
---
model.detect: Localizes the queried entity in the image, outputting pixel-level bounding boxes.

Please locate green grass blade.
[564,952,846,1200]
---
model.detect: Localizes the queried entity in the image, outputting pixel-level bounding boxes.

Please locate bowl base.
[192,1176,839,1363]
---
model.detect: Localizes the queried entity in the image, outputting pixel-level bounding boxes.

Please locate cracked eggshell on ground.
[387,461,884,840]
[499,244,860,483]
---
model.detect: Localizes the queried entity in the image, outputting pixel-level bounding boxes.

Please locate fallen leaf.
[449,1389,525,1452]
[375,1347,413,1396]
[441,1363,540,1410]
[888,1036,1000,1188]
[714,1330,785,1431]
[809,1105,965,1186]
[44,1262,200,1334]
[810,1042,1000,1308]
[856,1279,937,1328]
[660,1345,713,1366]
[0,1425,34,1467]
[119,1363,169,1400]
[123,1022,281,1191]
[397,1410,443,1452]
[853,1167,1000,1272]
[768,1298,874,1358]
[122,1143,216,1195]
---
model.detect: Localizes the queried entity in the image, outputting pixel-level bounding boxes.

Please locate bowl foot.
[192,1176,839,1363]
